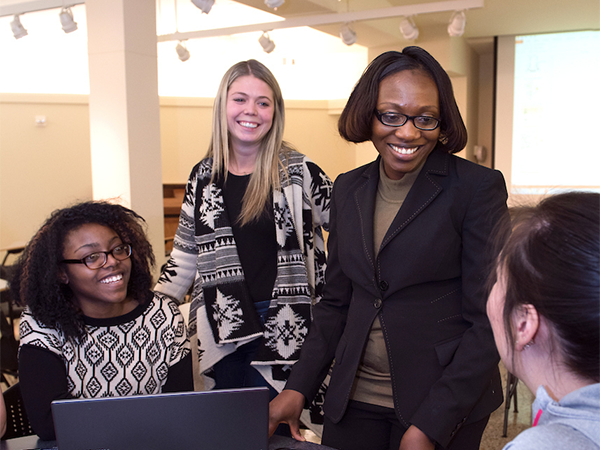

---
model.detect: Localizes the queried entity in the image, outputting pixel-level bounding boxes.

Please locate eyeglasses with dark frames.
[374,110,441,131]
[61,243,132,270]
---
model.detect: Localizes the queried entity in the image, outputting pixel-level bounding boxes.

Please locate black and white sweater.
[18,291,193,440]
[154,150,332,419]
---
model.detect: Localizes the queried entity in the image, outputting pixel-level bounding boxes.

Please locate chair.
[1,309,19,387]
[502,372,519,437]
[2,383,35,440]
[0,244,25,335]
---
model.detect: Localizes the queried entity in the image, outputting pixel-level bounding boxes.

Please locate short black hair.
[338,46,467,153]
[11,201,155,342]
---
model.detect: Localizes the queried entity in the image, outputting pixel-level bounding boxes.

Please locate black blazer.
[286,147,508,448]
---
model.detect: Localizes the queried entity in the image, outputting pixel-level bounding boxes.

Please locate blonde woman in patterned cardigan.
[155,60,332,435]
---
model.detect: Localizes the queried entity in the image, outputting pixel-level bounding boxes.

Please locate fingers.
[288,420,305,441]
[268,389,307,440]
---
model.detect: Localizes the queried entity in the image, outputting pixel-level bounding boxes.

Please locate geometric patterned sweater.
[155,150,332,377]
[18,291,193,440]
[154,150,332,434]
[154,150,332,436]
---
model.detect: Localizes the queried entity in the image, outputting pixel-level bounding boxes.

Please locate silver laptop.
[51,387,269,450]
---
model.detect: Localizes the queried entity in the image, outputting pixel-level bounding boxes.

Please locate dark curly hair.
[338,46,467,153]
[11,201,155,342]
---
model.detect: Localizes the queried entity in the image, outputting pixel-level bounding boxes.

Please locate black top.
[222,173,277,303]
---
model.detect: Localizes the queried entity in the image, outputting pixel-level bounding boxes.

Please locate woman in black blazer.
[269,47,508,450]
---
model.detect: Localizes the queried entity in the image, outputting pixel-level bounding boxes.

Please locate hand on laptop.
[269,389,306,441]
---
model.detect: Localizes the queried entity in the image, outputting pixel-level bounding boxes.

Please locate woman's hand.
[398,425,435,450]
[268,389,306,441]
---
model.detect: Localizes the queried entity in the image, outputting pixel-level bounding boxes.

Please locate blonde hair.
[206,59,291,225]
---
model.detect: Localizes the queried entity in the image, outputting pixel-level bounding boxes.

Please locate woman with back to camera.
[269,46,509,450]
[487,191,600,449]
[12,201,193,441]
[154,59,332,426]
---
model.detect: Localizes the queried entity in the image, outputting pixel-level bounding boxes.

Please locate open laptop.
[51,387,269,450]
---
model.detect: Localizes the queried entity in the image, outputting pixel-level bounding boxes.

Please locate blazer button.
[379,280,389,291]
[373,298,382,309]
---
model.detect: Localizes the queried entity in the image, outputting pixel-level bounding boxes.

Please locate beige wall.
[0,34,483,253]
[476,51,495,168]
[0,94,93,249]
[159,97,358,186]
[0,94,359,250]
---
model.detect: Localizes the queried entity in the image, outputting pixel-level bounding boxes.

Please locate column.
[86,0,166,275]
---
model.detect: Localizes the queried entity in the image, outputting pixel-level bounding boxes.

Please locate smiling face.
[61,223,135,318]
[371,69,441,180]
[226,75,275,156]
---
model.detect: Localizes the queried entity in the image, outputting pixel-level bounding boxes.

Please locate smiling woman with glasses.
[270,47,509,450]
[10,201,193,441]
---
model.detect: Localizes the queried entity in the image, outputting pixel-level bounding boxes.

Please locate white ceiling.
[230,0,600,53]
[1,0,599,53]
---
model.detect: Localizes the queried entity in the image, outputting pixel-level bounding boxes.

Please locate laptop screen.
[51,387,269,450]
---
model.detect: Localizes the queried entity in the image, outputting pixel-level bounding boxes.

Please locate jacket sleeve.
[410,169,508,447]
[18,344,71,441]
[285,176,352,402]
[154,166,200,302]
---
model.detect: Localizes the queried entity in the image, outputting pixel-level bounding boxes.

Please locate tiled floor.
[480,363,534,450]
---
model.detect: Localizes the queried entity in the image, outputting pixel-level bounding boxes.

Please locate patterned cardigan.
[155,150,332,404]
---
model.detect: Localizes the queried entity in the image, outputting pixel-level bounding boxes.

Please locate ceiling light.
[399,15,418,40]
[258,32,275,53]
[59,7,78,33]
[448,10,466,37]
[10,14,28,39]
[339,23,357,46]
[264,0,284,9]
[175,41,190,61]
[191,0,214,14]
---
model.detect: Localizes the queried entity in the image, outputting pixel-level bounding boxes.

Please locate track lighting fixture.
[10,14,28,39]
[258,32,275,53]
[339,23,357,46]
[264,0,284,9]
[399,15,418,40]
[59,7,78,33]
[191,0,214,14]
[448,10,466,37]
[175,41,191,61]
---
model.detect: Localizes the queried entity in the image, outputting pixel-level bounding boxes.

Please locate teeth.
[100,274,123,284]
[390,144,417,155]
[239,121,258,129]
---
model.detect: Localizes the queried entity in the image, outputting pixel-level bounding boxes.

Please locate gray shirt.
[503,383,600,450]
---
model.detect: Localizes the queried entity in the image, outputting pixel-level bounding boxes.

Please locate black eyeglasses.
[374,110,440,131]
[61,244,132,270]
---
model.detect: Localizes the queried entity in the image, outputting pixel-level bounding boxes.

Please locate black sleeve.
[161,352,194,393]
[18,344,71,441]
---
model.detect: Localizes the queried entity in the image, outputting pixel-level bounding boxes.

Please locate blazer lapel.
[353,160,380,270]
[379,149,449,251]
